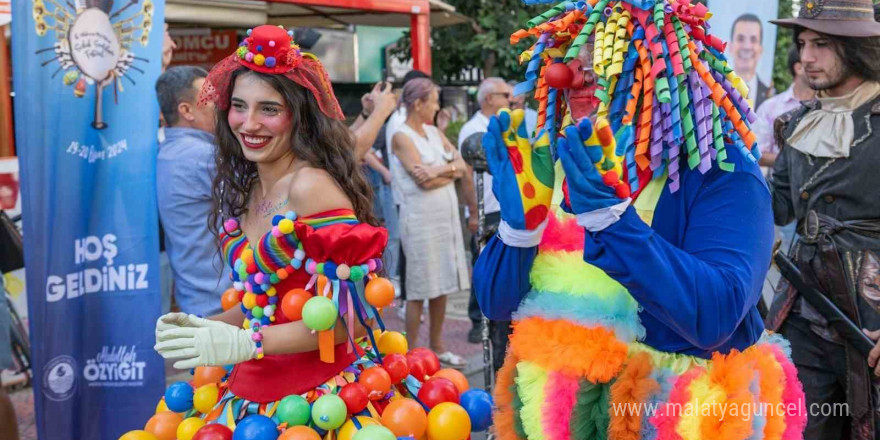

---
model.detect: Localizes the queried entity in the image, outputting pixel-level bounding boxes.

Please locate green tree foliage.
[772,0,794,93]
[392,1,545,84]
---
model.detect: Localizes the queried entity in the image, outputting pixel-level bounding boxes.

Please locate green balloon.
[302,296,337,331]
[276,394,310,426]
[352,425,397,440]
[311,394,347,430]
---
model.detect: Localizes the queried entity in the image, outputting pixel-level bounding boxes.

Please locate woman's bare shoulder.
[288,166,353,217]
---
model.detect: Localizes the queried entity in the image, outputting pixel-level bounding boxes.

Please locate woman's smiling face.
[227,72,294,164]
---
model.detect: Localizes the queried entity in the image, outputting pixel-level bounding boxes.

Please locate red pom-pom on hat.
[236,25,303,74]
[198,24,345,120]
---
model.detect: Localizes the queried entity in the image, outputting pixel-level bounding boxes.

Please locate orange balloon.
[221,288,240,311]
[279,425,322,440]
[432,369,469,394]
[144,411,183,440]
[192,366,227,387]
[365,277,394,308]
[381,398,427,438]
[281,288,313,321]
[358,367,392,400]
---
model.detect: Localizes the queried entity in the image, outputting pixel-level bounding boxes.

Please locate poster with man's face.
[707,1,779,109]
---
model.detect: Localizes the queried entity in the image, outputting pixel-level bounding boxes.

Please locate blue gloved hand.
[482,109,555,231]
[558,117,631,216]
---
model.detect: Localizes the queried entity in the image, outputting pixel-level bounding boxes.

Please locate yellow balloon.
[377,331,408,355]
[177,417,206,440]
[119,430,159,440]
[426,403,470,440]
[155,399,169,414]
[194,384,220,414]
[337,416,380,440]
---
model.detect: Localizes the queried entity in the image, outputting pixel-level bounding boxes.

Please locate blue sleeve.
[473,234,538,320]
[582,171,774,350]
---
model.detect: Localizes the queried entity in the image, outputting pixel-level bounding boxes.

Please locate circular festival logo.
[33,0,154,130]
[42,355,78,402]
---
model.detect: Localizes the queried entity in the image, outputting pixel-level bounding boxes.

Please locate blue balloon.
[232,414,279,440]
[164,381,194,413]
[460,389,493,432]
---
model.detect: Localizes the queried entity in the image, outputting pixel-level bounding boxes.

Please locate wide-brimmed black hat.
[771,0,880,38]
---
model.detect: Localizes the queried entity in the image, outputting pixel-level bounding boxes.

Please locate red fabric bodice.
[220,209,387,403]
[226,271,357,402]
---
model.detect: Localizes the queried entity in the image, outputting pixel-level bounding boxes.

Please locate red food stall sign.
[170,29,239,69]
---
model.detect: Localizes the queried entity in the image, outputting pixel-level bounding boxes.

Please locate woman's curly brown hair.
[208,69,377,239]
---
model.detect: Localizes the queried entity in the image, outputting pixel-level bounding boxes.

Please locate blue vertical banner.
[12,0,165,438]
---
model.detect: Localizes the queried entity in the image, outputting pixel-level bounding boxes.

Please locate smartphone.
[381,67,389,89]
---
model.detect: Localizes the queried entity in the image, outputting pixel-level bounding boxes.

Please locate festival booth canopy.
[164,0,469,74]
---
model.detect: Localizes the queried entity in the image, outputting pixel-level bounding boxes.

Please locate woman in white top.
[391,78,470,368]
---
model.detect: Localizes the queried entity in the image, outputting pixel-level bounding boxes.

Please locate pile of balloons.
[120,337,493,440]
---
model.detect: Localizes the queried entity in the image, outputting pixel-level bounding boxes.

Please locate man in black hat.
[767,1,880,438]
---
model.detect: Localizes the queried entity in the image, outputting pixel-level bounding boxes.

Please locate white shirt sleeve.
[498,218,549,248]
[575,199,631,232]
[752,102,776,156]
[457,120,476,151]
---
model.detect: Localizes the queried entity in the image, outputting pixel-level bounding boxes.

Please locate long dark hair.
[208,69,377,238]
[795,26,880,82]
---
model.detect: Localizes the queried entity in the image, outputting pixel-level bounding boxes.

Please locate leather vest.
[766,95,880,440]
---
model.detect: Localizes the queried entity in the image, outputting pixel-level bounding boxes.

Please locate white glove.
[154,314,257,370]
[155,312,201,341]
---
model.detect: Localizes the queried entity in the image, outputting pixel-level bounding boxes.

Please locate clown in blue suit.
[473,1,808,439]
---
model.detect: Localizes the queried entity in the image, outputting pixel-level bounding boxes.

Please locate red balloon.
[382,354,410,384]
[192,423,233,440]
[338,383,369,414]
[544,62,574,89]
[409,348,440,377]
[406,353,429,382]
[417,377,460,409]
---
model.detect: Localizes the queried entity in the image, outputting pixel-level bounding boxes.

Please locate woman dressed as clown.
[120,26,489,440]
[475,1,807,439]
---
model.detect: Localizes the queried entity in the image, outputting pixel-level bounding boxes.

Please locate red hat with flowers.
[199,25,344,120]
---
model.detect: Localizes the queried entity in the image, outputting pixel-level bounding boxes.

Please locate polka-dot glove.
[558,117,631,216]
[482,109,555,231]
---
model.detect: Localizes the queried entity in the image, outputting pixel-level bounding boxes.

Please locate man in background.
[731,14,773,108]
[155,66,231,317]
[753,47,815,254]
[768,2,880,436]
[753,47,815,170]
[457,77,511,360]
[0,299,19,440]
[508,80,538,135]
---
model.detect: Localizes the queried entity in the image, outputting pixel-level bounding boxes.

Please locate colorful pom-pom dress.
[151,209,409,435]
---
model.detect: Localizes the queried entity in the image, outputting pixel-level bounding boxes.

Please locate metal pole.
[460,132,494,389]
[477,169,494,388]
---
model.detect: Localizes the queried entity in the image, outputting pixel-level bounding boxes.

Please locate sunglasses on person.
[490,92,511,99]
